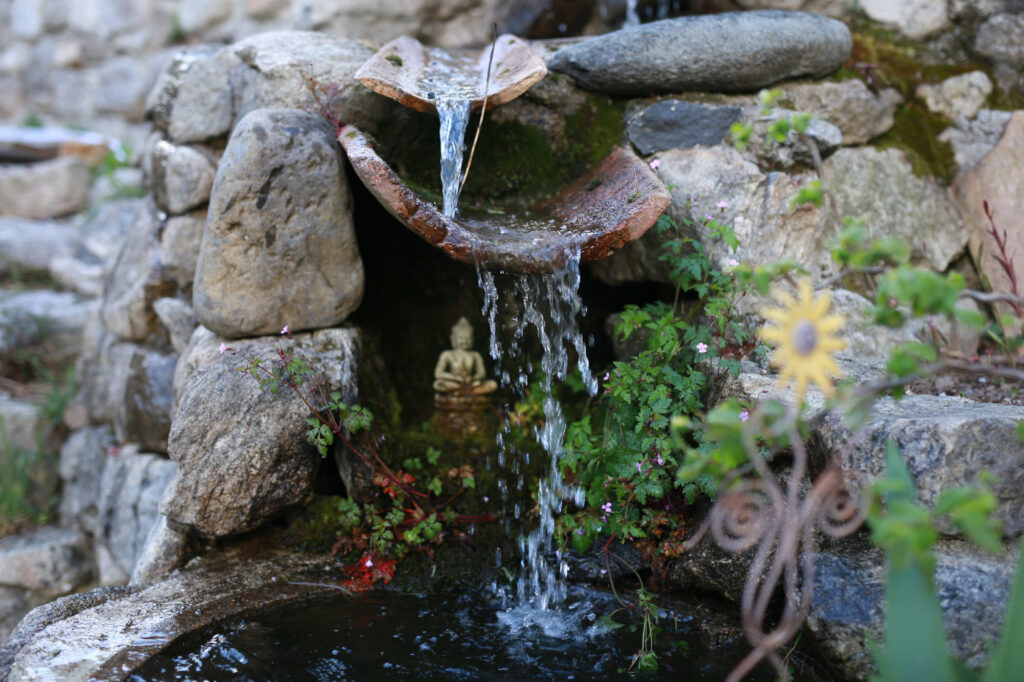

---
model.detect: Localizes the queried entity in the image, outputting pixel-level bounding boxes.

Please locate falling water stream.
[478,261,597,618]
[437,98,471,218]
[429,47,601,620]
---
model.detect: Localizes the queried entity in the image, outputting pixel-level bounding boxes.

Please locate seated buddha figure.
[433,317,497,396]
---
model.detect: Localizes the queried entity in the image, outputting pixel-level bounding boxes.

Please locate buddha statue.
[433,317,497,396]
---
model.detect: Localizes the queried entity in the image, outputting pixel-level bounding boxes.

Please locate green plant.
[868,440,1022,682]
[595,552,666,672]
[91,148,144,201]
[230,336,492,563]
[559,212,757,557]
[20,112,43,128]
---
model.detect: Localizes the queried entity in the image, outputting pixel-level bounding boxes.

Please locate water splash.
[437,98,471,218]
[478,250,597,612]
[623,0,676,27]
[624,0,640,26]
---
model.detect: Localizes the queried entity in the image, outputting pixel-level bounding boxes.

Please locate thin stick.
[460,23,497,193]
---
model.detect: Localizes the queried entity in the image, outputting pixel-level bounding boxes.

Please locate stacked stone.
[2,5,1024,681]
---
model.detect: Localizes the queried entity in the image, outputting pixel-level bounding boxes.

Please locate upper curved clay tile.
[354,34,548,115]
[339,125,671,273]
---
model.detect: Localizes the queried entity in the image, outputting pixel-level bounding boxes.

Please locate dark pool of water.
[130,587,778,681]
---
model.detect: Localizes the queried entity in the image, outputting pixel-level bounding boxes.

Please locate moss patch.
[874,102,957,182]
[460,95,624,206]
[839,30,961,180]
[372,95,624,210]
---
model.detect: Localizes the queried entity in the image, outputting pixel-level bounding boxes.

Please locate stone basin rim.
[337,124,672,274]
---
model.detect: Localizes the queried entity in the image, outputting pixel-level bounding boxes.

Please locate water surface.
[130,587,778,681]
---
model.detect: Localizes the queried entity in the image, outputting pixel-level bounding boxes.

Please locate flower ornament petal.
[758,278,846,403]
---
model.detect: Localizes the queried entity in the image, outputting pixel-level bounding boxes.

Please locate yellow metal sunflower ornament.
[758,279,846,403]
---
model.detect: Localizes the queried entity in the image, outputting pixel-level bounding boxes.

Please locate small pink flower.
[483,496,489,502]
[649,158,661,170]
[365,558,373,568]
[601,502,613,514]
[696,342,708,354]
[739,410,750,422]
[636,461,643,473]
[726,258,739,267]
[281,325,289,335]
[716,201,728,209]
[656,454,663,466]
[704,214,714,222]
[576,527,585,535]
[603,372,610,381]
[218,342,227,354]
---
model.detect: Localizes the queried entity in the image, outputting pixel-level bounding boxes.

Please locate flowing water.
[438,97,471,218]
[624,0,677,26]
[477,253,598,615]
[624,0,640,26]
[429,50,602,612]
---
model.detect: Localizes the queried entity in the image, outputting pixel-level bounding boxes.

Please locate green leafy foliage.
[831,219,910,270]
[873,266,966,327]
[236,344,482,562]
[559,213,759,554]
[788,180,824,209]
[868,440,1018,682]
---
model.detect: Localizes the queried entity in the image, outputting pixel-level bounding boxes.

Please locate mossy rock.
[832,24,1024,182]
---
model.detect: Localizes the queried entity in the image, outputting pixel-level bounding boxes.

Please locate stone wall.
[0,0,587,150]
[3,0,1023,159]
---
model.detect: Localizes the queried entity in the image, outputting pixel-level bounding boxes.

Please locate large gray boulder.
[161,326,362,539]
[806,538,1017,680]
[193,108,363,338]
[547,11,851,96]
[593,144,967,288]
[826,147,967,273]
[593,145,827,285]
[815,395,1024,536]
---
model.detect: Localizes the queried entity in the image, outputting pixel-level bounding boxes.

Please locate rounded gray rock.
[547,10,852,96]
[193,108,363,339]
[161,327,361,539]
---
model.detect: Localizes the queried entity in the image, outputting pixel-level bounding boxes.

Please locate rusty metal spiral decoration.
[686,408,864,682]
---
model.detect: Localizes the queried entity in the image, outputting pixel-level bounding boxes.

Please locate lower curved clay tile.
[338,125,671,273]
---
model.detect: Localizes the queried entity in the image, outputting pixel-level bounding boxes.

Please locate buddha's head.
[451,317,474,350]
